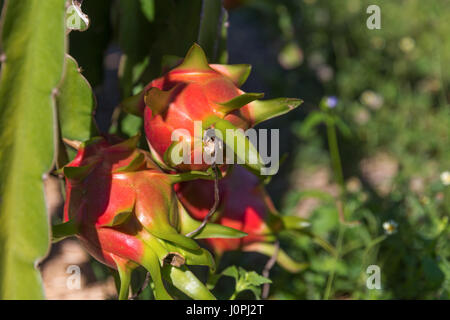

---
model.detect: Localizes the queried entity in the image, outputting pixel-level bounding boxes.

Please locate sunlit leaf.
[0,0,66,299]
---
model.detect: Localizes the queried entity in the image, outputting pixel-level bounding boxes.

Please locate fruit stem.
[185,163,220,237]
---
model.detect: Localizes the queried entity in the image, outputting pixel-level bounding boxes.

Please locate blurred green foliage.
[228,0,449,299]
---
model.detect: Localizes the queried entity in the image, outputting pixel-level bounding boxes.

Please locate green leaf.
[120,91,145,117]
[222,266,271,300]
[222,265,239,280]
[217,93,265,114]
[63,163,96,180]
[0,0,67,299]
[248,98,303,126]
[189,222,248,240]
[168,170,215,184]
[144,85,179,115]
[243,243,309,273]
[139,0,155,22]
[57,55,97,165]
[246,285,263,300]
[148,225,200,252]
[236,269,271,300]
[210,64,252,87]
[243,270,272,287]
[178,202,247,239]
[58,55,97,142]
[203,115,265,176]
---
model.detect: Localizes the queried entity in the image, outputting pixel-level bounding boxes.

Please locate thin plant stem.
[323,115,347,300]
[326,116,360,226]
[186,163,220,237]
[326,117,345,192]
[323,223,345,300]
[261,240,280,299]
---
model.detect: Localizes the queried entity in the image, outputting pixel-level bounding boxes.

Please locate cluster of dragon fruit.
[55,44,306,300]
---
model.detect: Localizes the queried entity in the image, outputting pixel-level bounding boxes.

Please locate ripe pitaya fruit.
[121,43,302,174]
[175,165,310,272]
[52,136,246,300]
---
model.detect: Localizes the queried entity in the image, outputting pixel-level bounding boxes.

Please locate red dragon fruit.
[52,136,246,300]
[175,165,310,272]
[121,43,302,174]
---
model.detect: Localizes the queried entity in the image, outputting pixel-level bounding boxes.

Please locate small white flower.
[383,220,398,235]
[440,171,450,186]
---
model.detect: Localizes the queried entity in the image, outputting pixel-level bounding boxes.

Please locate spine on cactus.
[52,135,246,300]
[175,165,310,272]
[120,43,302,175]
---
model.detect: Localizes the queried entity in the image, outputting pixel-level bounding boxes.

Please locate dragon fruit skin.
[175,165,309,272]
[120,43,302,173]
[175,165,278,252]
[60,136,232,300]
